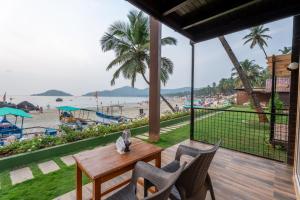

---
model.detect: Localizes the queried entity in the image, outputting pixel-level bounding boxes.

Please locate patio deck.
[55,140,296,200]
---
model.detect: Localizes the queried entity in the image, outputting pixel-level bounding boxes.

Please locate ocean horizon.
[6,95,149,109]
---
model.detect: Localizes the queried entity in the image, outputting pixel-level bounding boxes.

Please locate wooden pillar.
[288,15,300,165]
[149,17,161,142]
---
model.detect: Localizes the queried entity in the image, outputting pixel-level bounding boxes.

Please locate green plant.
[101,10,177,112]
[268,93,284,113]
[279,46,292,54]
[0,111,190,157]
[249,99,254,109]
[0,124,193,200]
[231,59,263,88]
[243,25,272,59]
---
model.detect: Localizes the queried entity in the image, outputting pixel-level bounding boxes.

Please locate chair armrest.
[175,141,222,161]
[175,145,202,161]
[162,160,181,173]
[132,161,171,190]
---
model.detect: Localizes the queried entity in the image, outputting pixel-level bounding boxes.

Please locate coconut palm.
[243,25,272,58]
[257,68,271,87]
[101,10,177,112]
[279,46,292,54]
[218,78,235,95]
[219,36,268,122]
[231,59,263,87]
[212,82,217,95]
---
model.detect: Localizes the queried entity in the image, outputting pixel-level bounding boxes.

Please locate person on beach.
[175,104,179,112]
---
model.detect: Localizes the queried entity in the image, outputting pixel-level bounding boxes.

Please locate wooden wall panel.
[267,54,292,77]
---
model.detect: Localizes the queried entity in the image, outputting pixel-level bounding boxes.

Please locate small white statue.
[116,137,126,154]
[116,129,132,154]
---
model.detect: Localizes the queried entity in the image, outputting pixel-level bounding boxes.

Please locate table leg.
[93,179,101,200]
[76,164,82,200]
[155,152,161,168]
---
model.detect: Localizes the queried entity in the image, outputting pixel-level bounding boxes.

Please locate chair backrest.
[144,162,186,200]
[176,141,220,198]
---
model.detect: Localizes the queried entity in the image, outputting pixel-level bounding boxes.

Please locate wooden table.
[73,139,163,200]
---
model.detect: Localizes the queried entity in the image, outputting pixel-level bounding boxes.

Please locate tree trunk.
[141,73,176,112]
[218,36,268,123]
[160,94,176,112]
[260,45,268,59]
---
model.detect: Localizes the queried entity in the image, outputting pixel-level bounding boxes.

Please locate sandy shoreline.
[6,97,185,129]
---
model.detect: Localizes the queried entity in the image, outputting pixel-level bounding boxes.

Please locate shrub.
[249,99,254,109]
[0,111,190,157]
[268,93,284,113]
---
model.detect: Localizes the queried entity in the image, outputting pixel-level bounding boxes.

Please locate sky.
[0,0,294,96]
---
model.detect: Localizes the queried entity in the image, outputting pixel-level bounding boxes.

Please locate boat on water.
[95,104,131,125]
[96,112,124,124]
[56,98,63,102]
[0,107,57,146]
[57,106,130,129]
[57,106,95,130]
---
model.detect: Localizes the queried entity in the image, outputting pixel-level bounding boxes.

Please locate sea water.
[7,95,148,109]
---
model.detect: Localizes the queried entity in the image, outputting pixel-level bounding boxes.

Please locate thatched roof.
[17,101,37,111]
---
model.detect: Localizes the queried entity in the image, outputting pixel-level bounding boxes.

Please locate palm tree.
[100,10,177,112]
[218,79,226,95]
[279,46,292,54]
[218,36,268,122]
[257,68,271,87]
[243,25,272,59]
[231,59,262,87]
[218,78,235,95]
[212,82,217,95]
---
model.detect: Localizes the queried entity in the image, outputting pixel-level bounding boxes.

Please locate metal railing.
[192,107,288,162]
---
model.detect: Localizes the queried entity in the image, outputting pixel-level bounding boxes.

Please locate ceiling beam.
[189,2,300,42]
[183,0,260,30]
[126,0,197,41]
[163,0,193,16]
[127,0,300,43]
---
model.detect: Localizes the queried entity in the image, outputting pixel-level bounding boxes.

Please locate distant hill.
[32,90,73,96]
[83,86,191,97]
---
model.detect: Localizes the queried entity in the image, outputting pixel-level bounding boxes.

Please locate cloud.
[0,1,293,95]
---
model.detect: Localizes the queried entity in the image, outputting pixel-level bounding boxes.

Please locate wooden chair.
[145,141,221,200]
[106,161,186,200]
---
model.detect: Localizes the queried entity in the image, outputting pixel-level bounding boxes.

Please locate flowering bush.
[0,111,189,157]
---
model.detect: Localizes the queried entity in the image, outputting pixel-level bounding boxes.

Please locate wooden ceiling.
[127,0,300,42]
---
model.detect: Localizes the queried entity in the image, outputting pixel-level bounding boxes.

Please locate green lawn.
[0,125,190,200]
[193,106,287,161]
[150,126,190,148]
[0,156,90,200]
[0,106,288,199]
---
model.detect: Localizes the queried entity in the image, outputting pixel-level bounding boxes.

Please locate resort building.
[236,54,291,107]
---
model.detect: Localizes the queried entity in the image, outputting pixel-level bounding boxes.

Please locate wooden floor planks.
[178,140,296,200]
[54,139,296,200]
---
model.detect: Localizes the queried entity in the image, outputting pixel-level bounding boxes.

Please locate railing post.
[190,41,195,140]
[270,55,276,143]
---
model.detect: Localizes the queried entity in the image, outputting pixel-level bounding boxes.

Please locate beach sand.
[10,97,185,129]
